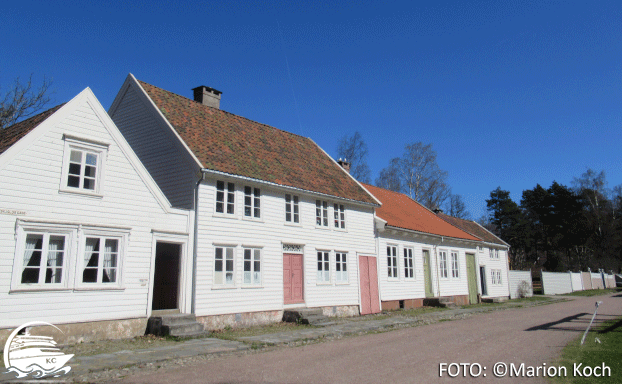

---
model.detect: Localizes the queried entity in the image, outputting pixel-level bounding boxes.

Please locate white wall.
[477,246,511,298]
[508,271,533,299]
[0,93,189,329]
[377,231,476,300]
[193,176,377,316]
[570,272,584,291]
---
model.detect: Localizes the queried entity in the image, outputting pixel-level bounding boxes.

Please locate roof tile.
[436,212,508,246]
[0,104,64,155]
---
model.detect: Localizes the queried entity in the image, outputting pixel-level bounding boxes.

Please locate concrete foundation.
[320,305,360,317]
[381,299,424,311]
[0,317,147,347]
[197,310,283,330]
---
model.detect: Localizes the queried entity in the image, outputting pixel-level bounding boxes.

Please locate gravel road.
[113,294,621,383]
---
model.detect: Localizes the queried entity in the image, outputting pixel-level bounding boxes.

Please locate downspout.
[191,171,205,315]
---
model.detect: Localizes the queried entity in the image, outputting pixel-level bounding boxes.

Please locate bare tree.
[375,157,402,191]
[376,142,450,209]
[337,131,371,183]
[1,74,53,129]
[445,193,471,219]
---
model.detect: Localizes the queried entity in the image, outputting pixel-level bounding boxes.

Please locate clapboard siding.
[0,90,189,329]
[477,247,510,298]
[508,271,533,299]
[570,272,584,291]
[194,177,376,316]
[377,231,474,300]
[109,83,198,210]
[541,271,573,295]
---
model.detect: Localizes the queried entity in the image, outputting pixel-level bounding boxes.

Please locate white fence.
[508,271,533,299]
[540,270,617,294]
[541,272,573,295]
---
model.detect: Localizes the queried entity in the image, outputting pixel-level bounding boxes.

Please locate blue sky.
[2,1,621,219]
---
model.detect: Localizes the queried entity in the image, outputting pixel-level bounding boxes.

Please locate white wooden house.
[0,88,191,345]
[436,213,511,301]
[109,74,382,329]
[363,184,482,308]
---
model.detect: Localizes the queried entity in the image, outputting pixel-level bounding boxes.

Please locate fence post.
[581,301,603,345]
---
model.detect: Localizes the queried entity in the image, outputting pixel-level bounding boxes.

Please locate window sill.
[242,216,264,223]
[73,286,125,291]
[58,188,103,199]
[315,225,331,230]
[333,227,348,232]
[211,285,237,290]
[10,287,71,293]
[212,213,238,219]
[284,221,302,227]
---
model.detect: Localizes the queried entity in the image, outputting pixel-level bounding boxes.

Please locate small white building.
[0,88,191,345]
[363,184,482,308]
[109,75,382,328]
[436,212,511,301]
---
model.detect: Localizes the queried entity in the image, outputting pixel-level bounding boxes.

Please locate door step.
[423,297,458,308]
[147,313,205,337]
[283,308,333,326]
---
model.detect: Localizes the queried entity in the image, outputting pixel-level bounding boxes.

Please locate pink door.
[359,256,380,315]
[284,253,304,304]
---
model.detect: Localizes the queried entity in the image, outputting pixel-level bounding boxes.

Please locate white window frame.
[387,245,398,279]
[439,250,448,279]
[317,250,331,283]
[335,252,348,283]
[333,203,346,229]
[497,269,502,285]
[77,231,126,288]
[11,225,74,291]
[242,247,262,286]
[285,194,300,224]
[214,246,236,286]
[403,247,414,279]
[60,136,108,197]
[316,200,328,227]
[243,186,261,219]
[451,251,460,279]
[491,249,499,259]
[215,181,235,215]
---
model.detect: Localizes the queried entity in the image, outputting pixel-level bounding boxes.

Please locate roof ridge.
[137,79,311,141]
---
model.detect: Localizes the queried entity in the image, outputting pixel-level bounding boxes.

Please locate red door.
[359,256,380,315]
[284,253,304,304]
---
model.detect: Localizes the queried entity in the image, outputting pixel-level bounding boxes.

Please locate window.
[215,247,235,285]
[61,137,108,195]
[497,270,502,285]
[335,252,348,283]
[20,233,67,286]
[244,186,260,218]
[490,269,502,285]
[216,181,235,214]
[334,204,345,229]
[243,248,261,285]
[317,251,330,282]
[451,251,459,278]
[403,247,414,279]
[491,249,499,259]
[82,237,119,284]
[439,251,448,278]
[316,200,328,227]
[387,245,398,278]
[285,194,299,223]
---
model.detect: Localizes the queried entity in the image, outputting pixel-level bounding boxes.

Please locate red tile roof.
[436,212,508,246]
[138,80,378,205]
[362,183,481,241]
[0,104,64,155]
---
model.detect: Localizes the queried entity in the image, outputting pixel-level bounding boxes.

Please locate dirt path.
[115,294,621,383]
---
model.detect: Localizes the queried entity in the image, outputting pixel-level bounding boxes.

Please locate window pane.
[82,268,97,283]
[70,150,82,163]
[83,178,95,190]
[68,163,81,176]
[85,238,100,267]
[84,165,96,178]
[85,153,97,166]
[68,175,80,188]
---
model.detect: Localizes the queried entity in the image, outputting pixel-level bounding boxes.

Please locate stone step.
[147,313,204,337]
[283,307,330,325]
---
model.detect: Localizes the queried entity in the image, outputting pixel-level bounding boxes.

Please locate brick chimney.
[192,86,222,109]
[337,158,351,174]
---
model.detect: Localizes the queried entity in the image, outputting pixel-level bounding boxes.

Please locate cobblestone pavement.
[0,297,566,383]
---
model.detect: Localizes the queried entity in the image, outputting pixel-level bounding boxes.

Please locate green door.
[466,254,478,304]
[423,250,433,298]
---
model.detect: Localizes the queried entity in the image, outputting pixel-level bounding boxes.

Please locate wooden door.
[423,250,433,298]
[283,253,304,304]
[466,254,478,304]
[359,256,380,315]
[152,242,181,310]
